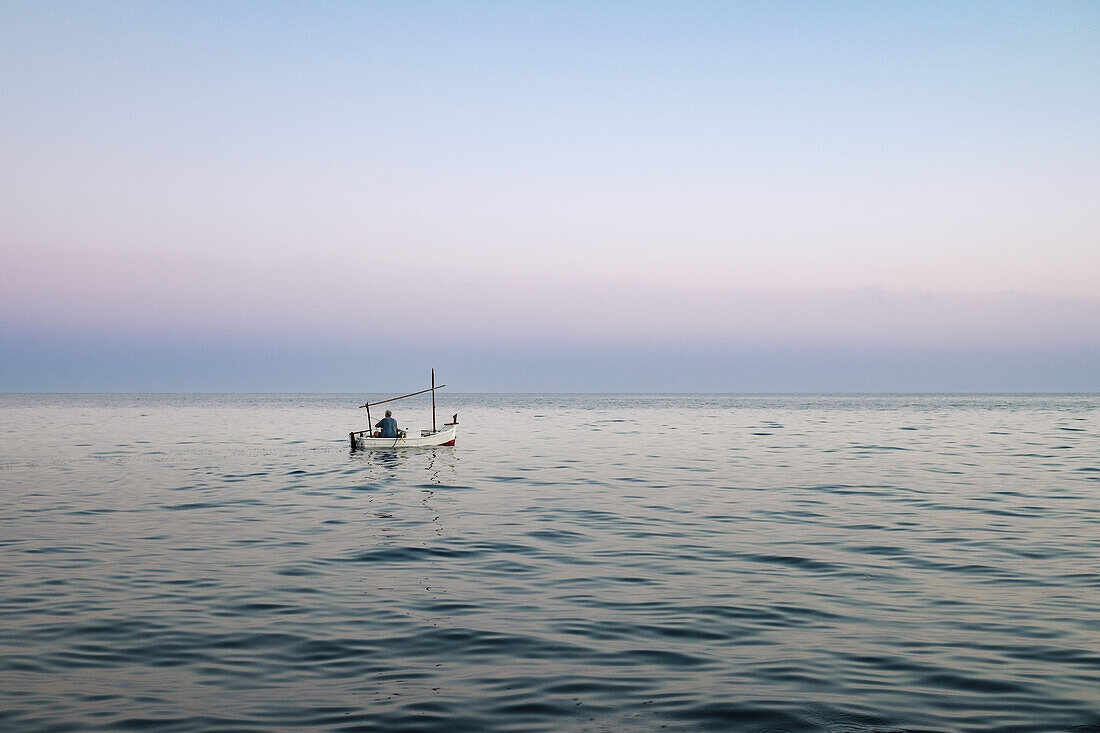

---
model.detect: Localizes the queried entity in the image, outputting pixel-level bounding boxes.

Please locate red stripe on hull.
[442,439,456,446]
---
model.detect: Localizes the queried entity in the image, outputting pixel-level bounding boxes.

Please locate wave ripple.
[1,393,1098,731]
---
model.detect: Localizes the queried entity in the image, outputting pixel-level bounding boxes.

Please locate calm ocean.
[1,393,1097,732]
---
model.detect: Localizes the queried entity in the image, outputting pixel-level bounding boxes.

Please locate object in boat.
[349,369,457,451]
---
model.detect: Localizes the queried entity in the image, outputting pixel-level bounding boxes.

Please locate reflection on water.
[362,448,407,470]
[353,446,459,485]
[0,393,1097,732]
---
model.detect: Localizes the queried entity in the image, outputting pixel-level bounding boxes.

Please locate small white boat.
[349,370,457,451]
[351,422,457,450]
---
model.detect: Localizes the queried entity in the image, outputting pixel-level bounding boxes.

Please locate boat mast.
[359,375,447,433]
[359,383,446,409]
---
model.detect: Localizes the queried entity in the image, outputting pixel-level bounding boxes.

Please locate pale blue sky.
[2,1,1098,390]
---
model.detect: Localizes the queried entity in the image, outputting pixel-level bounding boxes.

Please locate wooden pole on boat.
[359,385,445,408]
[358,379,447,435]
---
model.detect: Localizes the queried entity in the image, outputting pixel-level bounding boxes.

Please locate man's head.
[385,410,392,417]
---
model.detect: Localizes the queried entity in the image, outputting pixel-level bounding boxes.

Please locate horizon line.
[4,391,1098,397]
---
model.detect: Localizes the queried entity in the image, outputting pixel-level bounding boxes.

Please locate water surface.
[1,394,1098,731]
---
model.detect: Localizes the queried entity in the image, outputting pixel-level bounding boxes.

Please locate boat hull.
[353,424,457,450]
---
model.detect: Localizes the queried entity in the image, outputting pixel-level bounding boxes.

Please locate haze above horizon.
[2,1,1097,392]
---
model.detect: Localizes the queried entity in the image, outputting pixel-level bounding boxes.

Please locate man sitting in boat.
[374,410,399,438]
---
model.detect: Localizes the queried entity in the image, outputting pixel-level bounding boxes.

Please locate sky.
[2,0,1098,391]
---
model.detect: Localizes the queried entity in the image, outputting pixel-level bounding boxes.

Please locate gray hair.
[385,410,392,417]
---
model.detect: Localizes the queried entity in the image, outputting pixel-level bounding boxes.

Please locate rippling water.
[1,393,1098,732]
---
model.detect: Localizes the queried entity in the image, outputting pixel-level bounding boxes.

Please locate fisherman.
[375,410,399,438]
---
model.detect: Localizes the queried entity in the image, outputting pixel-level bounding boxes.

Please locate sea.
[1,393,1097,732]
